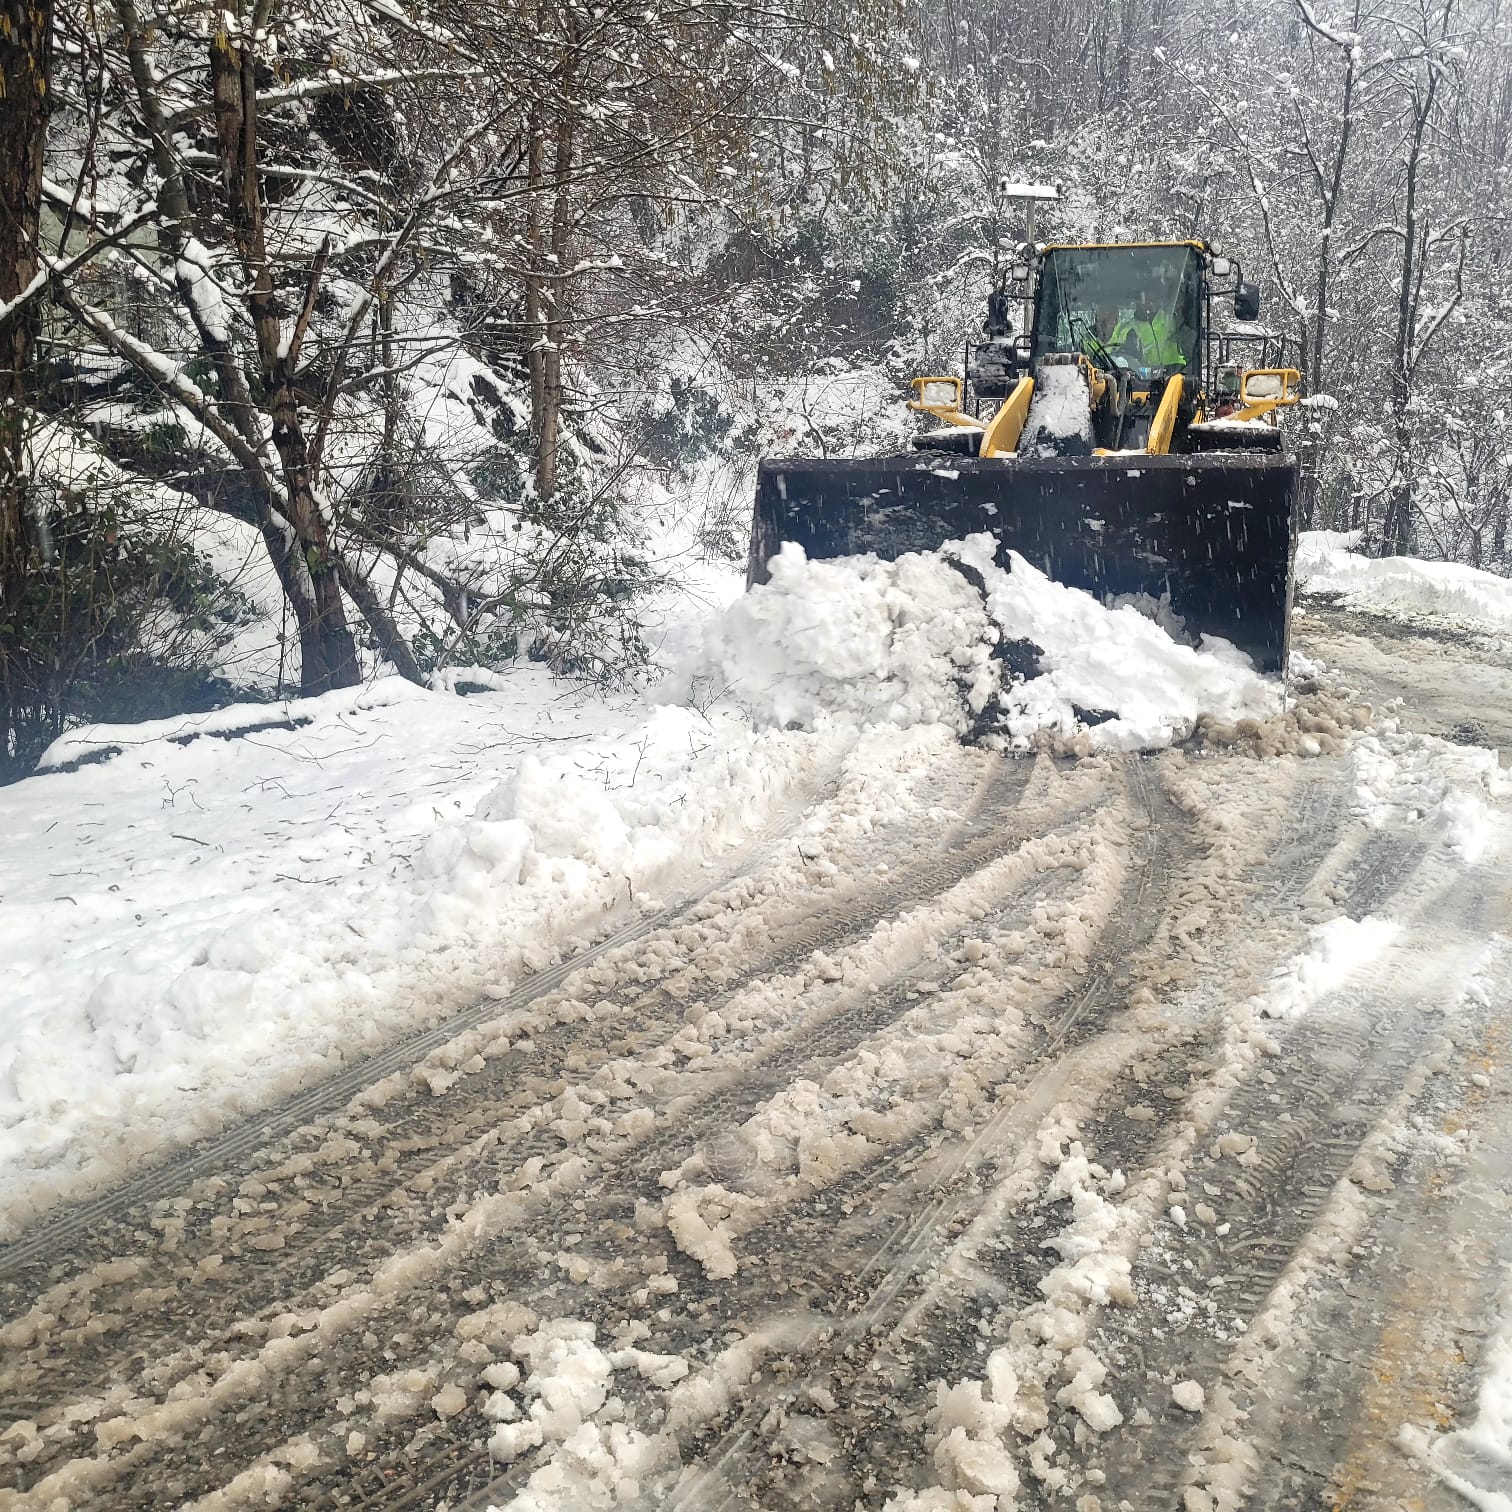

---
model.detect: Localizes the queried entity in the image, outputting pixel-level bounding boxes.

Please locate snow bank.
[0,672,840,1233]
[1298,531,1512,633]
[685,535,1281,752]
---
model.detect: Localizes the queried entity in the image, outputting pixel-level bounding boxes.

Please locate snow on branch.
[1296,0,1359,52]
[53,285,285,508]
[1341,222,1408,263]
[164,67,485,131]
[309,120,507,466]
[1409,228,1469,375]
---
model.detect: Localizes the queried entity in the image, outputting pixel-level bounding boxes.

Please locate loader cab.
[1031,243,1204,379]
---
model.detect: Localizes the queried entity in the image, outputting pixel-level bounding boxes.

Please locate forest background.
[0,0,1507,779]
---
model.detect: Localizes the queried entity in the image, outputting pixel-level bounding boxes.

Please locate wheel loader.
[747,239,1302,671]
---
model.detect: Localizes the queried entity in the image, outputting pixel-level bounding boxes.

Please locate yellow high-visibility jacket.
[1109,312,1186,368]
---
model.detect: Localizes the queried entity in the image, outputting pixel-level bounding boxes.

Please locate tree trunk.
[210,26,360,693]
[525,94,548,456]
[536,103,576,502]
[1382,57,1442,559]
[336,554,424,685]
[0,0,55,774]
[1297,0,1360,532]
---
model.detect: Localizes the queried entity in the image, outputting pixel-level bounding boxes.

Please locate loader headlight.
[911,376,963,410]
[1242,372,1285,400]
[1239,369,1301,407]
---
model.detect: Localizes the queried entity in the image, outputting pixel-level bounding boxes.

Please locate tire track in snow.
[1272,983,1512,1512]
[1244,1081,1507,1506]
[0,747,1030,1417]
[833,849,1466,1512]
[0,755,1109,1507]
[1296,603,1512,761]
[575,755,1422,1512]
[96,783,1109,1511]
[185,762,1391,1512]
[343,775,1143,1512]
[619,755,1360,1511]
[1071,858,1503,1511]
[456,758,1207,1510]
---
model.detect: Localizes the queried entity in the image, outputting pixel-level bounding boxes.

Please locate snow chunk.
[934,1427,1020,1496]
[485,1317,691,1507]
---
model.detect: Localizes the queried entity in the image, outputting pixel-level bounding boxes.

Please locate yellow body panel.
[981,377,1035,459]
[1146,375,1185,455]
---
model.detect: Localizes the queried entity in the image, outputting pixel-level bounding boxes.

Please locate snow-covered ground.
[0,528,1503,1228]
[1,672,813,1230]
[1,529,1510,1512]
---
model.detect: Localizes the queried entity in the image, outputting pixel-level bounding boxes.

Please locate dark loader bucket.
[748,451,1299,673]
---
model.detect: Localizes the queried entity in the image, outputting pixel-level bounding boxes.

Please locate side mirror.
[1235,282,1261,321]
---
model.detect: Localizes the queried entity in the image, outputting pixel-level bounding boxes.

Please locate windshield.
[1032,246,1202,376]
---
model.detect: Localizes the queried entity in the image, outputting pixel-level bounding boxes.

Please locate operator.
[1109,285,1187,370]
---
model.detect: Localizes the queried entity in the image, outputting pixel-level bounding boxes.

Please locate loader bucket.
[747,452,1299,673]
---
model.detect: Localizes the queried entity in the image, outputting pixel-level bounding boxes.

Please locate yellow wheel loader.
[747,240,1302,671]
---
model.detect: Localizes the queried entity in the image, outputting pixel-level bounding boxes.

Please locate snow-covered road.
[0,605,1508,1512]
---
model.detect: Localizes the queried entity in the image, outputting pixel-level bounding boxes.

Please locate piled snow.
[682,542,997,732]
[482,1319,682,1509]
[0,671,839,1233]
[686,535,1281,752]
[1298,531,1512,633]
[482,1318,801,1511]
[1019,362,1094,456]
[1347,731,1511,863]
